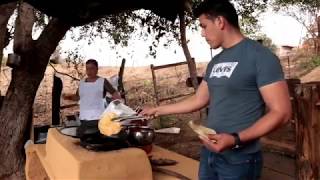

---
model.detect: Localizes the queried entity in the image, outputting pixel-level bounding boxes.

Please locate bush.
[310,56,320,68]
[300,55,320,70]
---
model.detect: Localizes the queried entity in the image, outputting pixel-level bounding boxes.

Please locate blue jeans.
[199,147,262,180]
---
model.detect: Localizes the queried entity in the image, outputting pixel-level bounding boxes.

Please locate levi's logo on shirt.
[209,62,238,78]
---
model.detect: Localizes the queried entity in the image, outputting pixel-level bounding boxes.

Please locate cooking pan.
[79,125,155,150]
[58,119,155,152]
[80,129,129,151]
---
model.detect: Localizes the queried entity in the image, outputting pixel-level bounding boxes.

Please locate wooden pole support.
[295,82,320,180]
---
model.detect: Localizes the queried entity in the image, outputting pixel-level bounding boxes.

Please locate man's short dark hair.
[86,59,98,67]
[193,0,239,29]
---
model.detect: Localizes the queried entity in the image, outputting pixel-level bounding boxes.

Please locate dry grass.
[0,62,207,125]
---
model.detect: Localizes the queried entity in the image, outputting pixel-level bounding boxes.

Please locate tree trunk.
[0,3,70,177]
[0,2,16,82]
[179,11,198,90]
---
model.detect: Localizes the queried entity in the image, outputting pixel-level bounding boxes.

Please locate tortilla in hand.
[188,120,216,140]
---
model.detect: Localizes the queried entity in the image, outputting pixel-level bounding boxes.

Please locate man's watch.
[230,133,242,149]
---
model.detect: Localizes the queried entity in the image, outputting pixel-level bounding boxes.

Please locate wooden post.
[295,82,320,180]
[150,64,160,105]
[287,56,290,78]
[286,78,301,126]
[118,58,126,103]
[316,16,320,55]
[150,61,195,105]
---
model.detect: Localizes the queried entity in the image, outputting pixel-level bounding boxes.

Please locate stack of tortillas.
[188,120,216,140]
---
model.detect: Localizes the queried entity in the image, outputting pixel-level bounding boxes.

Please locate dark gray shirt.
[204,38,284,154]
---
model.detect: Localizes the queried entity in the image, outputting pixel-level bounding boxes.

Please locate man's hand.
[199,133,235,153]
[140,106,158,119]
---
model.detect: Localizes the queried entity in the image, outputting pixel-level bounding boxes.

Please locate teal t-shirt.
[204,38,284,154]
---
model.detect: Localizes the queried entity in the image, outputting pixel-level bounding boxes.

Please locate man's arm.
[238,80,291,142]
[141,80,210,116]
[201,80,292,152]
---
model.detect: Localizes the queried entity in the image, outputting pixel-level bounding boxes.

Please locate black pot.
[125,126,155,146]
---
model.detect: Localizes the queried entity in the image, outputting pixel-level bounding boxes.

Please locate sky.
[4,9,307,67]
[259,9,306,47]
[58,9,306,67]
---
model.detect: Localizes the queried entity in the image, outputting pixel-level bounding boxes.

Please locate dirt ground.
[153,113,203,160]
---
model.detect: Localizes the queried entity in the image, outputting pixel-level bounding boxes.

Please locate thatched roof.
[1,0,189,26]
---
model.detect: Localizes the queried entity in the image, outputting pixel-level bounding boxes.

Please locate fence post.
[150,64,160,105]
[295,82,320,180]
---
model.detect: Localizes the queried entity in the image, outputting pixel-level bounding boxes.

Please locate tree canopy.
[273,0,319,39]
[56,0,269,61]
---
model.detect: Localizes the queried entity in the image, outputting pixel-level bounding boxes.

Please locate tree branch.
[49,62,80,81]
[14,2,35,54]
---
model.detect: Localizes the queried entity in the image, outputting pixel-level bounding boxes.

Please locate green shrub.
[310,56,320,68]
[300,55,320,70]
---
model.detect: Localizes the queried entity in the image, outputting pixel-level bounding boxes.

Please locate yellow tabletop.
[26,128,199,180]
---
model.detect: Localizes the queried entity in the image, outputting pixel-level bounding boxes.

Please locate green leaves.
[67,0,270,60]
[252,33,277,52]
[235,0,268,36]
[274,0,319,9]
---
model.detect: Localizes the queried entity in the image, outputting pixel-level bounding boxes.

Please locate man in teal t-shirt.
[204,37,285,155]
[141,0,292,179]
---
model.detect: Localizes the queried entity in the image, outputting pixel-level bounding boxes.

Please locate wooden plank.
[263,151,295,177]
[151,61,188,70]
[159,93,193,102]
[262,151,295,180]
[262,168,294,180]
[261,138,295,155]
